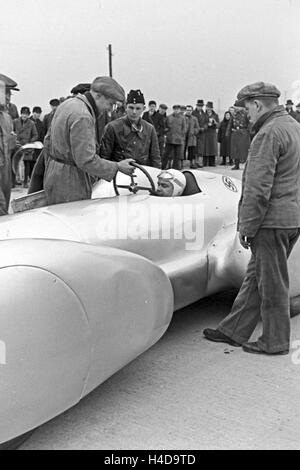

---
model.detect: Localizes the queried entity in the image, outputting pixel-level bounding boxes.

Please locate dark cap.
[173,104,181,109]
[0,73,20,91]
[206,101,214,108]
[126,89,145,105]
[21,106,30,115]
[71,83,91,95]
[196,99,204,106]
[50,99,60,107]
[159,103,168,110]
[236,81,281,107]
[286,99,294,106]
[33,106,42,113]
[296,103,300,108]
[92,76,125,102]
[148,100,157,106]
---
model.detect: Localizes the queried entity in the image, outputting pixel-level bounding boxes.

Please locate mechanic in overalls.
[204,82,300,355]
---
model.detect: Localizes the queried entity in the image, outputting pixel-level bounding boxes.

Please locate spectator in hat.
[295,103,300,124]
[13,107,38,187]
[192,99,208,167]
[163,104,186,170]
[143,100,157,124]
[101,89,161,168]
[43,98,60,133]
[0,79,15,214]
[218,111,232,165]
[71,83,91,95]
[43,76,135,205]
[155,104,168,159]
[203,101,219,166]
[184,105,200,168]
[230,105,251,170]
[285,99,297,119]
[30,106,45,164]
[204,81,300,356]
[180,105,187,116]
[0,73,20,120]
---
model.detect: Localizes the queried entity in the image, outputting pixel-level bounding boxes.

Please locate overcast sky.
[1,0,300,114]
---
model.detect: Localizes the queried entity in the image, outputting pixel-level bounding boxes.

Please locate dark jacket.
[13,117,38,146]
[204,111,219,156]
[43,110,56,133]
[44,94,118,205]
[143,111,167,138]
[101,116,161,168]
[218,115,232,157]
[8,103,19,120]
[238,106,300,237]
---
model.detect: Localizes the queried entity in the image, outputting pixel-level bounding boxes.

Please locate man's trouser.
[162,144,183,170]
[218,228,300,353]
[0,161,12,215]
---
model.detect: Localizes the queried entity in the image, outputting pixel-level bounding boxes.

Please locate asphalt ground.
[9,164,300,450]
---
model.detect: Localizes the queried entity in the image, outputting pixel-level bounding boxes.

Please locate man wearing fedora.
[192,99,208,167]
[203,101,219,167]
[285,99,297,120]
[203,81,300,356]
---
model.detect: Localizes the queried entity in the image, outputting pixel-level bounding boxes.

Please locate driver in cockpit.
[155,169,186,197]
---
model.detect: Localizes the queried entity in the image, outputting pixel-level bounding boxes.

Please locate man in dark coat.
[230,106,251,170]
[14,107,38,187]
[192,99,208,167]
[101,90,161,168]
[285,99,297,120]
[43,77,135,205]
[142,100,157,124]
[204,81,300,355]
[30,106,45,168]
[43,99,60,133]
[203,102,219,167]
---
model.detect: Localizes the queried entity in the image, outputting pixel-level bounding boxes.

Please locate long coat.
[44,94,118,205]
[185,114,200,147]
[204,111,219,156]
[165,113,186,145]
[218,117,232,157]
[192,109,208,156]
[0,110,14,215]
[230,108,251,162]
[101,116,161,168]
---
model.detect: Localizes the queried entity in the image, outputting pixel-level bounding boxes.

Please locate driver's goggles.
[158,171,185,188]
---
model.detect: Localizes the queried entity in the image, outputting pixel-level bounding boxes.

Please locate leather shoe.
[203,328,241,347]
[242,341,289,355]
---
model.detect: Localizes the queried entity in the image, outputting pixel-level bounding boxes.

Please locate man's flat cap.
[91,76,125,102]
[159,103,168,110]
[0,73,20,91]
[236,81,281,107]
[71,83,91,95]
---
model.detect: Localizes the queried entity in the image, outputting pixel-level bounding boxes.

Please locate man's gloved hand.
[117,159,135,176]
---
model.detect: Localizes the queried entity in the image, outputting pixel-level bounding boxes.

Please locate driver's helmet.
[157,169,186,196]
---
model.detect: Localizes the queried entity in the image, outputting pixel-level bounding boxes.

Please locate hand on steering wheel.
[113,162,156,196]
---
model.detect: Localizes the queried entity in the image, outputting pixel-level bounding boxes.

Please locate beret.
[0,73,19,91]
[91,76,125,102]
[126,89,145,105]
[236,81,281,107]
[71,83,91,95]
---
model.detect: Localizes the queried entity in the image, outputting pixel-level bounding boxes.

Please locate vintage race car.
[0,164,300,448]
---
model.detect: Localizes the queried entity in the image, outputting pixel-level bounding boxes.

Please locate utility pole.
[108,44,113,78]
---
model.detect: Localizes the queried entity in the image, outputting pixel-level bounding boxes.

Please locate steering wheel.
[113,162,156,196]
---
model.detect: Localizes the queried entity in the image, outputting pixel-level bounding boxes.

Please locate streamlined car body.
[0,166,300,446]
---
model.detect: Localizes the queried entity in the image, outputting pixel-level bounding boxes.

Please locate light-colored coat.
[165,113,187,145]
[44,95,118,205]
